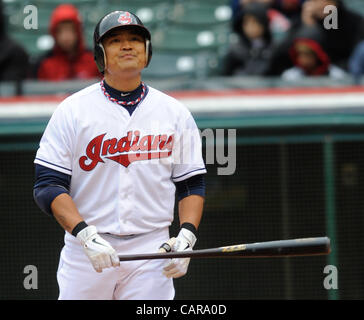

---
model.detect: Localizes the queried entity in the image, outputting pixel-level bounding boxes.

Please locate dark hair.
[232,2,271,44]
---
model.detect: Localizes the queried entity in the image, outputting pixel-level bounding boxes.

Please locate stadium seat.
[142,50,222,80]
[2,0,22,16]
[106,0,170,7]
[4,0,101,31]
[5,7,24,32]
[31,0,97,8]
[10,30,54,57]
[33,7,54,31]
[342,0,364,16]
[152,25,229,52]
[172,0,231,6]
[142,52,197,79]
[167,1,232,28]
[102,0,171,29]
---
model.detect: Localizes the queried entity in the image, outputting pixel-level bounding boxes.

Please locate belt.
[101,232,147,240]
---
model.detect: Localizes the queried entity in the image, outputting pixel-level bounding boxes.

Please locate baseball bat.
[118,236,330,261]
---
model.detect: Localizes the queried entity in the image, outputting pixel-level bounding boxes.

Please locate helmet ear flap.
[145,39,152,67]
[94,43,106,73]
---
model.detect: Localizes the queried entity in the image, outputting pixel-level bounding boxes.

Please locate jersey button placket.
[119,166,133,230]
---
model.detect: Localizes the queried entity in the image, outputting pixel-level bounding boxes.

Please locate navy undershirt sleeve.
[33,164,71,216]
[174,174,205,201]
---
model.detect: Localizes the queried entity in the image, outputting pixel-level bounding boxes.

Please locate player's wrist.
[178,226,197,249]
[180,222,197,237]
[71,221,89,237]
[75,224,98,245]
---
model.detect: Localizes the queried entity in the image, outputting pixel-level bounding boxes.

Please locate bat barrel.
[242,237,331,257]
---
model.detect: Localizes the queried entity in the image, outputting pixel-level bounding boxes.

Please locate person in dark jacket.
[223,2,274,76]
[266,0,364,75]
[35,4,100,81]
[282,25,346,79]
[0,0,29,83]
[301,0,364,69]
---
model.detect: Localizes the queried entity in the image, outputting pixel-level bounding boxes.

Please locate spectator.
[231,0,292,42]
[34,4,100,81]
[222,2,275,76]
[0,0,29,84]
[272,0,306,24]
[266,0,364,75]
[348,40,364,84]
[282,25,346,80]
[301,0,364,69]
[231,0,274,20]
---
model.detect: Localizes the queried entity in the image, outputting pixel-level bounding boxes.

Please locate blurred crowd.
[224,0,364,82]
[0,0,364,85]
[0,1,101,84]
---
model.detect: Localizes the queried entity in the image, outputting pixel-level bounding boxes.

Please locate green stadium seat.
[167,1,232,28]
[342,0,364,16]
[142,51,221,79]
[152,25,229,52]
[2,0,22,14]
[5,7,24,31]
[142,52,197,79]
[10,30,54,57]
[4,1,102,31]
[102,0,171,29]
[106,0,170,7]
[175,0,231,5]
[33,7,54,32]
[32,0,97,8]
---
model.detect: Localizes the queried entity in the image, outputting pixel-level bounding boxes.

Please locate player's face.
[102,28,147,76]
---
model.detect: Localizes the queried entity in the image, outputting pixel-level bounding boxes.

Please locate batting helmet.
[93,11,152,73]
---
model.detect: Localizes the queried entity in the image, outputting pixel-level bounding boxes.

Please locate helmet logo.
[117,12,132,25]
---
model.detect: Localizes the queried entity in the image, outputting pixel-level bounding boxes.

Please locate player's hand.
[76,225,120,273]
[159,228,197,278]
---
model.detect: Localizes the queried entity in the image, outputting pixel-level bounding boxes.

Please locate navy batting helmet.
[93,11,152,73]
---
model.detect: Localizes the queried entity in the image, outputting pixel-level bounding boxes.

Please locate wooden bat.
[118,236,330,261]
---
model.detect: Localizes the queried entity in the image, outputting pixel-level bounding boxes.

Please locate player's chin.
[115,61,144,72]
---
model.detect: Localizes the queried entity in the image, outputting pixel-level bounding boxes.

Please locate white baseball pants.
[57,227,174,300]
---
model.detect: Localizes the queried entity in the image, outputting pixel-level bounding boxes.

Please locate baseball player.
[33,11,206,300]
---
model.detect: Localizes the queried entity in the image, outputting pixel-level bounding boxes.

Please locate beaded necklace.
[100,79,146,106]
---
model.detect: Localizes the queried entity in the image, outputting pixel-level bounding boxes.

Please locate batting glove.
[159,228,197,278]
[76,225,120,273]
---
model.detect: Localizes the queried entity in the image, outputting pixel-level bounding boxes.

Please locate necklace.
[100,80,146,106]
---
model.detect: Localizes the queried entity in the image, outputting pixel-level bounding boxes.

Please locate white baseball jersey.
[34,82,206,236]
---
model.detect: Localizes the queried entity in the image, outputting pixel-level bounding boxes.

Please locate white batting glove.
[159,228,197,278]
[76,225,120,273]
